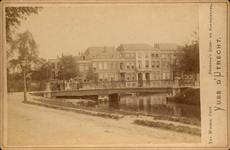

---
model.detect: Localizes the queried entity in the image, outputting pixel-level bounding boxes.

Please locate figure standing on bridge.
[62,80,65,91]
[57,82,61,91]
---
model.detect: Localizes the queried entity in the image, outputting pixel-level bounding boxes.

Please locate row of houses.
[48,43,195,89]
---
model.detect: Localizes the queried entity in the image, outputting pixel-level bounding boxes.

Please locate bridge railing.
[49,79,195,91]
[50,80,174,91]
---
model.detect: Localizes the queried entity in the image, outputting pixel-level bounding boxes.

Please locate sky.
[14,4,199,59]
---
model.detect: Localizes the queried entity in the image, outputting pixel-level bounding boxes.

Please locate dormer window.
[83,56,85,60]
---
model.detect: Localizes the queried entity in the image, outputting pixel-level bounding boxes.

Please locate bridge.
[33,86,188,100]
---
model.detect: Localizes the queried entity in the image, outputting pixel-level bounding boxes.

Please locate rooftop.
[117,43,160,51]
[154,43,179,51]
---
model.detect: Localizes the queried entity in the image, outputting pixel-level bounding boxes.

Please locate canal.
[97,93,201,119]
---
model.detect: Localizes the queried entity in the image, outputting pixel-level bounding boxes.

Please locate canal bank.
[7,93,201,145]
[26,92,201,136]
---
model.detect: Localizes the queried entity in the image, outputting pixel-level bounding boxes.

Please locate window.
[145,53,149,58]
[126,62,130,68]
[110,63,113,70]
[167,61,170,68]
[131,62,135,68]
[83,56,85,60]
[151,61,155,68]
[99,63,103,70]
[162,54,165,58]
[132,73,135,80]
[120,63,123,69]
[93,62,97,70]
[126,73,131,80]
[103,62,107,70]
[145,60,149,68]
[110,74,114,81]
[167,72,170,79]
[156,71,160,79]
[156,61,160,68]
[138,61,142,68]
[151,54,155,57]
[104,73,108,81]
[156,54,159,57]
[99,74,103,81]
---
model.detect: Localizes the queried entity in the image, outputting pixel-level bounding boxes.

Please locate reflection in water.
[98,93,201,119]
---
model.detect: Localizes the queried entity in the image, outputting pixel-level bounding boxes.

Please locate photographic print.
[1,0,228,149]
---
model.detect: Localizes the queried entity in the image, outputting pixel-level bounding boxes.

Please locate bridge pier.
[44,82,51,98]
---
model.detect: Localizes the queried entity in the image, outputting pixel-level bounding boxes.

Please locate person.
[57,82,61,91]
[62,81,65,91]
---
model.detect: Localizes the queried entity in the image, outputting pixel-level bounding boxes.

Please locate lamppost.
[21,60,27,102]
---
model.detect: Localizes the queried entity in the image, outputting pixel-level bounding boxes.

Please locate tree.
[6,7,43,58]
[30,58,51,81]
[86,65,98,82]
[57,54,79,80]
[175,40,199,75]
[8,30,39,74]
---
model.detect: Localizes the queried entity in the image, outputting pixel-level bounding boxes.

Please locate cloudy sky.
[14,4,199,59]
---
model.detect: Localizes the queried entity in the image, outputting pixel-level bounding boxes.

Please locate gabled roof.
[117,43,159,51]
[154,43,179,51]
[85,46,119,55]
[83,46,122,59]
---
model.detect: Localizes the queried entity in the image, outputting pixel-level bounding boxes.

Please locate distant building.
[48,42,196,89]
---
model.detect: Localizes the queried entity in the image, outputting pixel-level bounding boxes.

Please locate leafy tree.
[30,58,51,81]
[175,40,199,75]
[6,7,43,58]
[57,54,79,80]
[86,65,98,82]
[6,7,43,42]
[8,30,39,74]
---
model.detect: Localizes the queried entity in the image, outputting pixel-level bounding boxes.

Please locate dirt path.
[7,92,201,146]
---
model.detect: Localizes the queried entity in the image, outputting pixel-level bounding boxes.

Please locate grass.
[134,120,201,136]
[153,115,200,126]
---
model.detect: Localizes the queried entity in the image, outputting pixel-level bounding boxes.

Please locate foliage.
[57,54,79,80]
[30,58,51,81]
[5,7,43,42]
[85,65,98,82]
[8,30,39,73]
[169,88,200,105]
[174,40,199,74]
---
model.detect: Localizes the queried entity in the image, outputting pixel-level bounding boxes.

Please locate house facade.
[48,43,195,89]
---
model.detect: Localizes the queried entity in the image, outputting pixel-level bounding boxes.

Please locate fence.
[49,80,180,91]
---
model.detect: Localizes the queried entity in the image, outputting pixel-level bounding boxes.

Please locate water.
[98,93,201,119]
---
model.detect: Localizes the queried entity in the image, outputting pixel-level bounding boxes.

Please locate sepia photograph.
[1,1,228,149]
